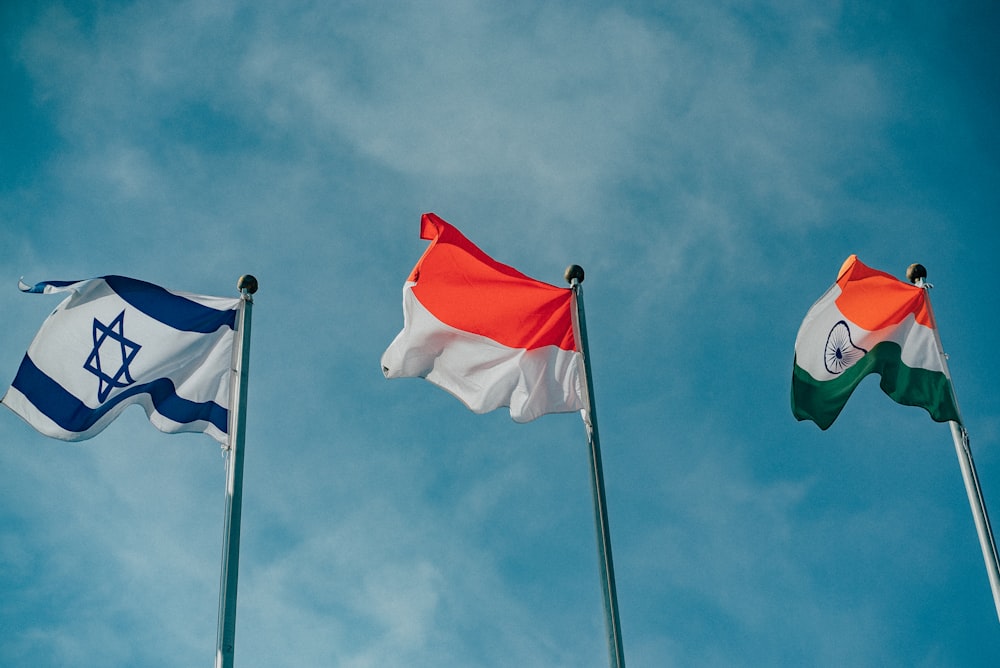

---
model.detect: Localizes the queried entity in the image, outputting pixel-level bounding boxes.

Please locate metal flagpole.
[215,274,257,668]
[566,265,626,668]
[908,263,1000,622]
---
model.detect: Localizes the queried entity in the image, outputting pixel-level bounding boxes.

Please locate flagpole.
[215,274,257,668]
[566,265,626,668]
[908,263,1000,622]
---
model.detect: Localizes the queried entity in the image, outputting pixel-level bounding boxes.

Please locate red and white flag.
[381,213,586,422]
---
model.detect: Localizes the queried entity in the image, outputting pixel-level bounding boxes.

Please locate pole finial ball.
[905,263,927,284]
[565,264,585,284]
[238,274,259,294]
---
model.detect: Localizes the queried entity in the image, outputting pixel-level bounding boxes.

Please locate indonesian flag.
[791,255,961,430]
[381,213,586,422]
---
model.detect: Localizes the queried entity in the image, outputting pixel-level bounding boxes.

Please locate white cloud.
[3,1,999,666]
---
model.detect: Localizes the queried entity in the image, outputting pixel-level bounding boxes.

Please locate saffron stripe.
[834,256,934,330]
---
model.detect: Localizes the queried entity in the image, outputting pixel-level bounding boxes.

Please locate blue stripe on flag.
[22,277,238,334]
[19,279,79,293]
[105,276,237,333]
[10,355,229,436]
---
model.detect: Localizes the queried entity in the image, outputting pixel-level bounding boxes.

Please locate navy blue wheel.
[824,320,868,374]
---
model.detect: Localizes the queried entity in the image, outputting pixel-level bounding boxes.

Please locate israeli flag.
[2,276,242,444]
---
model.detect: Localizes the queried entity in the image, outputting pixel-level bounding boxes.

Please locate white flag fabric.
[2,276,242,444]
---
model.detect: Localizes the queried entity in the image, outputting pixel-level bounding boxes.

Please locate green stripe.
[791,340,960,430]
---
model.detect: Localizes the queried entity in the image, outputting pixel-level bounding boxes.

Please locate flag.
[2,276,241,444]
[791,255,961,429]
[381,213,586,422]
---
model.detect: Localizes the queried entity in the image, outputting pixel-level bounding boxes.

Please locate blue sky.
[2,1,999,666]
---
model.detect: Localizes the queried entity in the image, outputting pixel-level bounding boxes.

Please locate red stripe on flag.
[408,213,577,351]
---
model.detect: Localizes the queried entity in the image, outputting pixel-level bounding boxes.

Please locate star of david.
[83,309,142,403]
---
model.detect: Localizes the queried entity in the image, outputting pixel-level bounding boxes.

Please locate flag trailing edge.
[791,255,960,430]
[381,213,587,423]
[2,276,241,444]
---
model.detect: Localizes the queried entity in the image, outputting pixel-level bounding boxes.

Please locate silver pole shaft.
[917,274,1000,622]
[949,421,1000,621]
[216,278,255,668]
[569,269,625,668]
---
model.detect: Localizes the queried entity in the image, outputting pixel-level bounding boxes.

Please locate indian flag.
[381,213,586,423]
[791,255,960,430]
